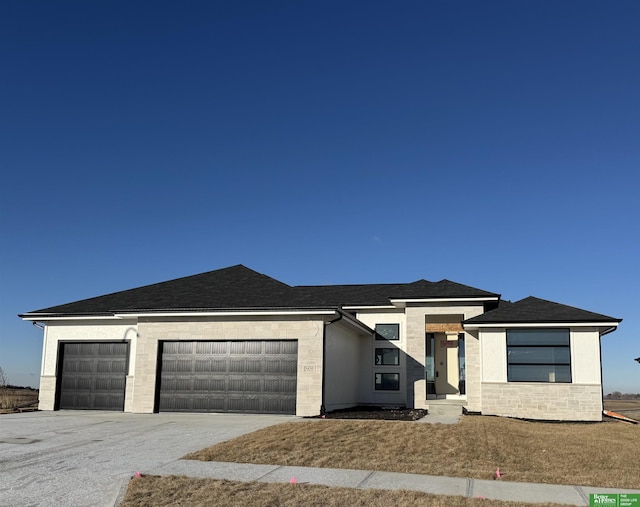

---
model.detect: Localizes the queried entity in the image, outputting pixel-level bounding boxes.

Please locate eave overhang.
[19,308,343,321]
[341,305,397,310]
[463,321,620,335]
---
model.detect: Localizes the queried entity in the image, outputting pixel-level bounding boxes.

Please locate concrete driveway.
[0,411,292,507]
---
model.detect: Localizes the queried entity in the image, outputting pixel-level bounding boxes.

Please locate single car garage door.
[57,342,129,410]
[158,340,298,414]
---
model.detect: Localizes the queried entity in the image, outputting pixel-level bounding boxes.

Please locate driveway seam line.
[355,470,375,489]
[255,465,282,481]
[465,478,474,497]
[574,485,589,505]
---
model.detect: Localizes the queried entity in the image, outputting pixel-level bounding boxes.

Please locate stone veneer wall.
[405,307,428,409]
[481,382,603,421]
[38,376,57,410]
[131,316,326,417]
[464,330,481,412]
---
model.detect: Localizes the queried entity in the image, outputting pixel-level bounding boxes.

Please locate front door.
[426,332,460,397]
[435,332,459,395]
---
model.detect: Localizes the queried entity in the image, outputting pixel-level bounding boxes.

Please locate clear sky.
[1,1,638,393]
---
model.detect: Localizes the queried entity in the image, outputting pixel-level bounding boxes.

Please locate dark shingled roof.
[21,264,499,317]
[389,279,498,299]
[24,265,316,316]
[296,279,498,307]
[294,283,409,307]
[464,296,621,324]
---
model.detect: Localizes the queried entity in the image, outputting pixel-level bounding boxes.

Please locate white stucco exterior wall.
[480,328,507,382]
[571,328,602,384]
[324,320,369,411]
[355,311,407,406]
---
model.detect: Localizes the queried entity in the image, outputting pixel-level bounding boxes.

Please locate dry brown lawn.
[0,388,38,413]
[185,416,640,489]
[121,476,564,507]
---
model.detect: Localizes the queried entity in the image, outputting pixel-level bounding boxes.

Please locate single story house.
[20,265,621,421]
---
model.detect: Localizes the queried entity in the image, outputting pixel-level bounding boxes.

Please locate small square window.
[375,348,399,365]
[375,323,399,341]
[375,372,400,390]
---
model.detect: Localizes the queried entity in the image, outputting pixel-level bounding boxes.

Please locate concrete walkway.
[145,460,640,506]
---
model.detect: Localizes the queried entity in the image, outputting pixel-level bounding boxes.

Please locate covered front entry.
[157,340,298,414]
[57,342,129,410]
[425,315,466,399]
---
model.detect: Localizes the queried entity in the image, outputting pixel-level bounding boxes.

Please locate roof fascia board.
[22,310,341,320]
[341,305,396,310]
[463,322,620,329]
[20,315,122,321]
[391,297,499,304]
[113,310,339,318]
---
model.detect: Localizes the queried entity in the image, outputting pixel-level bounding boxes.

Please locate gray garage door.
[58,342,128,410]
[158,340,298,414]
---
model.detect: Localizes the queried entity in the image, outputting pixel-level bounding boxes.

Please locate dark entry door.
[58,342,128,410]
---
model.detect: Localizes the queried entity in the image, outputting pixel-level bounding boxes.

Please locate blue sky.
[1,1,638,393]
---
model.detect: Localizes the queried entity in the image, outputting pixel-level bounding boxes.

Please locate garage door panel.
[246,342,262,354]
[194,359,211,372]
[230,342,246,354]
[159,340,297,414]
[58,342,128,411]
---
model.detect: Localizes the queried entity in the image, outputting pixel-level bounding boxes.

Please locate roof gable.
[25,265,312,316]
[464,296,621,324]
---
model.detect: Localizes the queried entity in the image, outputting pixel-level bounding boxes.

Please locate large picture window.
[507,329,571,383]
[375,323,399,341]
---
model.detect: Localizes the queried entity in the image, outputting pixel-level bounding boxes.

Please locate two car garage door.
[57,340,298,415]
[158,340,298,415]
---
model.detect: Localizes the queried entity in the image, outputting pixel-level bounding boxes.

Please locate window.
[458,332,466,395]
[375,372,399,390]
[507,329,571,383]
[375,323,399,341]
[375,348,399,365]
[425,332,436,394]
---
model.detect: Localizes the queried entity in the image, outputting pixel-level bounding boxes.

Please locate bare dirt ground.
[319,406,428,421]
